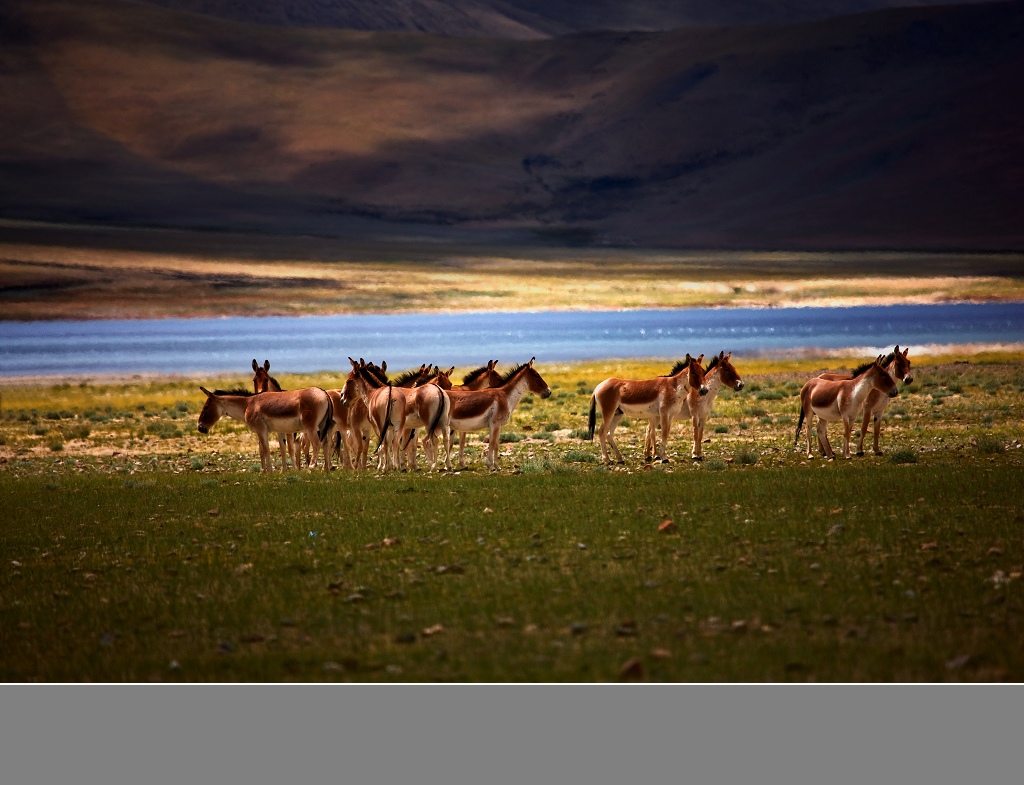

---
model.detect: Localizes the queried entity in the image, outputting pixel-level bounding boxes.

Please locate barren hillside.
[1,0,1022,250]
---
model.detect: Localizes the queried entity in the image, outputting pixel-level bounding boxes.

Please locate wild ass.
[796,356,899,459]
[197,386,333,472]
[643,351,744,460]
[815,346,914,455]
[340,359,451,472]
[251,359,298,469]
[587,355,709,465]
[444,359,552,471]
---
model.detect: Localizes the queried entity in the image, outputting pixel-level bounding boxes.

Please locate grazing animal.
[644,351,744,460]
[796,356,899,459]
[198,386,334,472]
[251,359,298,469]
[815,346,914,455]
[587,355,709,464]
[344,360,388,470]
[445,359,552,471]
[340,359,410,473]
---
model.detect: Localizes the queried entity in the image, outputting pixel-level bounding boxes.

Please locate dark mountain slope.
[2,0,1022,249]
[139,0,1003,38]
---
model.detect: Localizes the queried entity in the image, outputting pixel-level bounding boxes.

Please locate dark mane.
[881,351,895,366]
[499,361,530,384]
[461,364,491,386]
[661,360,688,377]
[391,368,423,387]
[850,361,875,377]
[213,388,254,397]
[363,364,389,384]
[704,355,721,372]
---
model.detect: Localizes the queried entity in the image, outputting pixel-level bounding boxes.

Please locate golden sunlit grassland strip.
[2,354,1023,681]
[2,233,1024,319]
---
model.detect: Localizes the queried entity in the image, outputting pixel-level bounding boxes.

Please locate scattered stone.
[495,616,515,628]
[946,654,972,671]
[240,633,265,643]
[650,648,672,660]
[344,593,365,603]
[616,619,638,637]
[422,624,444,637]
[322,661,343,672]
[921,542,938,551]
[207,508,219,516]
[619,657,646,681]
[570,622,590,636]
[658,520,678,534]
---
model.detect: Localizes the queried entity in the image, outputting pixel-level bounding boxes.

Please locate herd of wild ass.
[196,346,914,472]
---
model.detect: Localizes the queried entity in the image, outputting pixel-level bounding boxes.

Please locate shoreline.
[3,343,1023,387]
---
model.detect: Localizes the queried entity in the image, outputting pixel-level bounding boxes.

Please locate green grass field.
[2,355,1023,681]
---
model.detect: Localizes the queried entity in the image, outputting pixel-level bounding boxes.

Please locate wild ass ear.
[447,366,455,375]
[252,359,259,372]
[200,386,214,397]
[263,360,270,372]
[381,361,387,372]
[349,357,359,369]
[893,345,900,354]
[529,357,536,366]
[902,347,909,358]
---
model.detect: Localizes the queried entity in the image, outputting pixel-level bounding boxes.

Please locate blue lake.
[1,303,1022,377]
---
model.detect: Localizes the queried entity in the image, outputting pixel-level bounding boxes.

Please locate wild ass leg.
[856,409,871,456]
[644,420,657,462]
[691,412,703,460]
[842,415,855,459]
[487,423,502,471]
[658,409,672,462]
[816,418,836,459]
[253,425,274,472]
[603,410,626,464]
[872,414,883,455]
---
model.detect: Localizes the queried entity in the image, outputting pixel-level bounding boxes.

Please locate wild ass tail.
[795,400,805,447]
[586,395,597,440]
[426,387,448,440]
[317,388,334,443]
[377,384,394,452]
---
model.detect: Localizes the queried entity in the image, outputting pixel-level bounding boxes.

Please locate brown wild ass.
[251,359,298,469]
[197,386,334,472]
[587,355,709,465]
[344,360,388,470]
[815,346,913,455]
[796,356,899,459]
[644,351,745,461]
[340,359,450,472]
[445,359,552,471]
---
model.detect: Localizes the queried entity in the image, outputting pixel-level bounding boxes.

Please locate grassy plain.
[3,355,1023,681]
